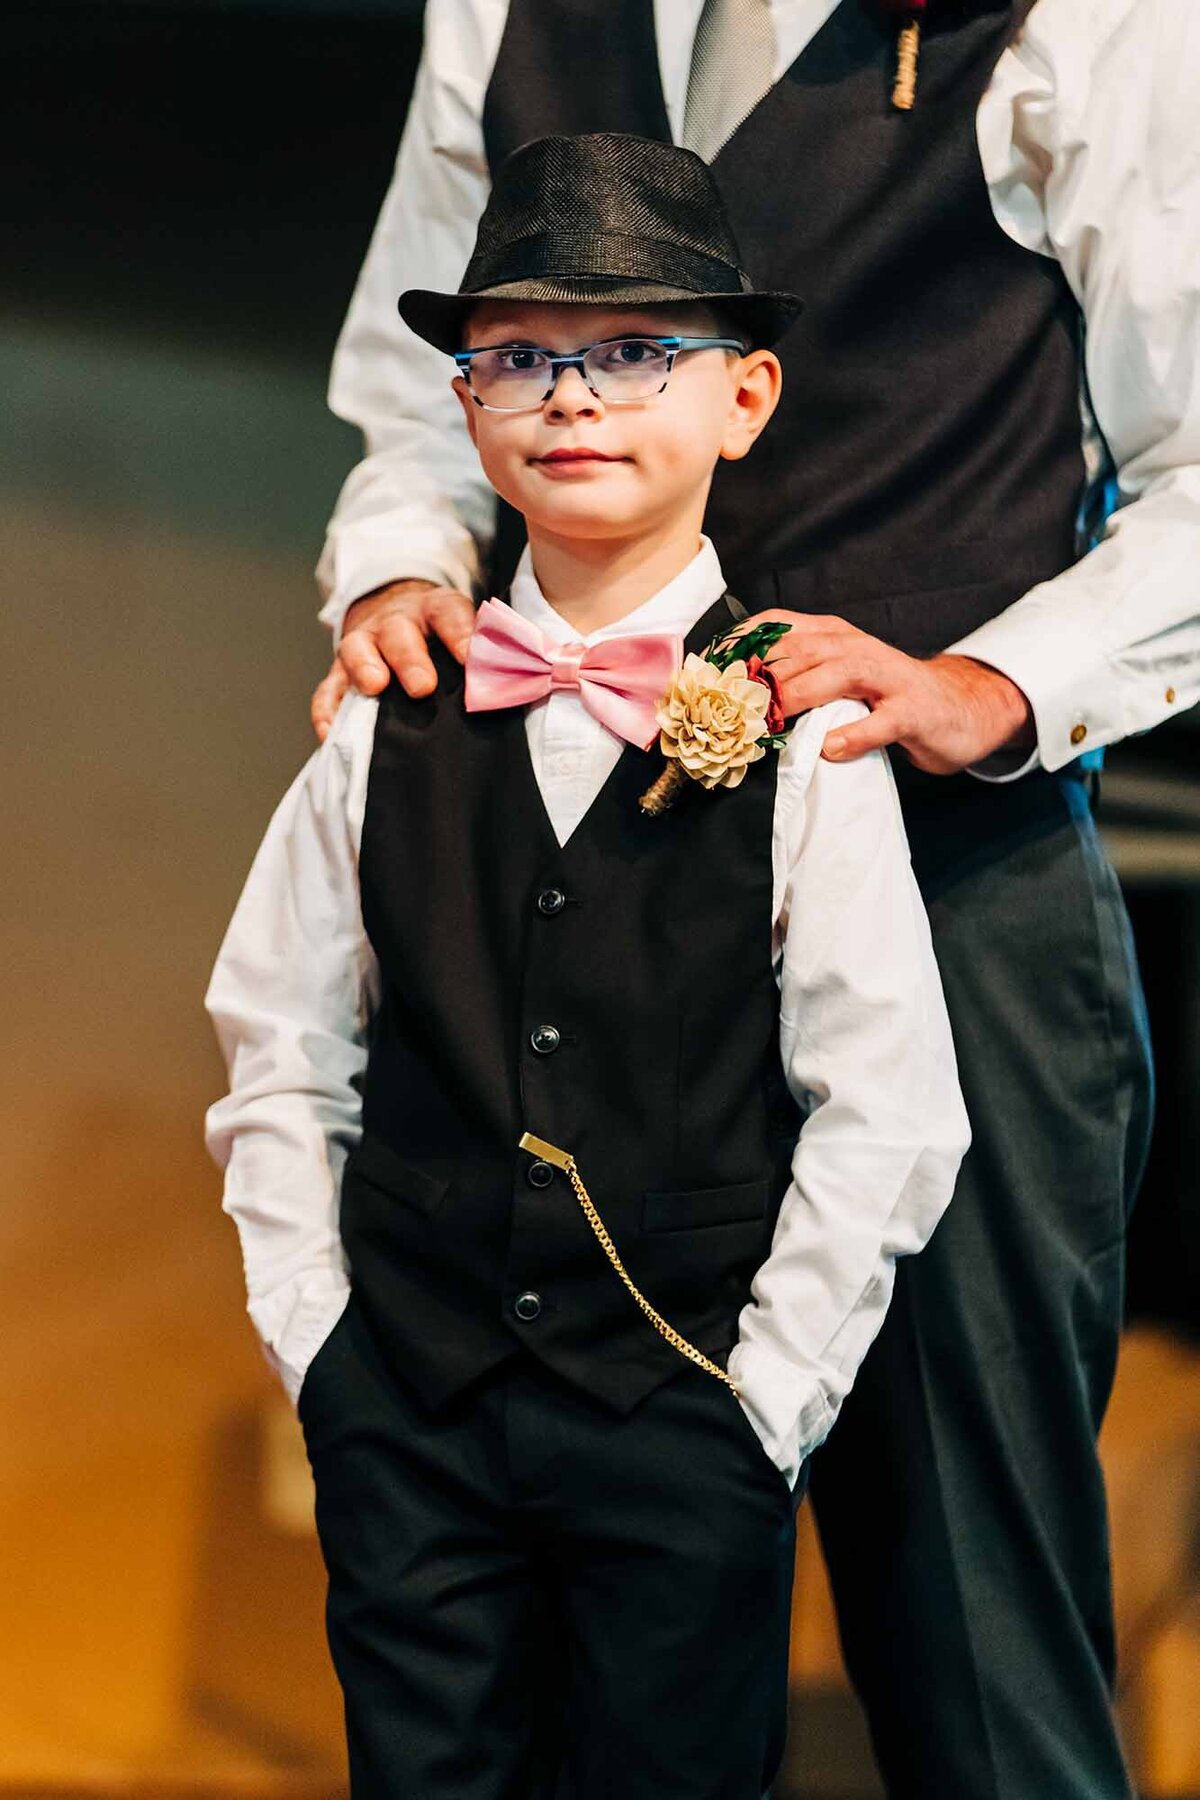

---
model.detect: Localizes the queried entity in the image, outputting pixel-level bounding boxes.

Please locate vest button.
[527,1160,555,1188]
[514,1291,543,1322]
[537,887,567,916]
[530,1024,561,1055]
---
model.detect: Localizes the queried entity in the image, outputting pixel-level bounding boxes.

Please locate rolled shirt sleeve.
[729,701,971,1485]
[204,696,380,1402]
[954,0,1200,775]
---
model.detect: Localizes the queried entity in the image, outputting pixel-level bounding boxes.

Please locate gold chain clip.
[518,1132,739,1393]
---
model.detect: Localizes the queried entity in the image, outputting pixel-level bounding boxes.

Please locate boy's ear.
[452,375,480,444]
[719,349,783,463]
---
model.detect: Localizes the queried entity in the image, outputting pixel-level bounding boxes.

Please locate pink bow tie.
[464,598,683,751]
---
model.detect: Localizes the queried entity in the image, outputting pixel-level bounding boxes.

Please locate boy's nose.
[544,364,603,420]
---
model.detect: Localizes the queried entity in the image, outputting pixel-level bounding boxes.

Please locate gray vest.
[482,0,1084,658]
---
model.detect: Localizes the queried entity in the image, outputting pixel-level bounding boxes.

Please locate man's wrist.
[934,653,1036,756]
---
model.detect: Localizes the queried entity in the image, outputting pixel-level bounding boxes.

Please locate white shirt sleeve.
[204,694,380,1404]
[955,0,1200,775]
[316,0,507,638]
[728,700,971,1485]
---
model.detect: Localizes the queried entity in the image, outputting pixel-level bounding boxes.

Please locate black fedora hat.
[398,132,803,355]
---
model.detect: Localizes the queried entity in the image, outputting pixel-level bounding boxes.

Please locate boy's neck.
[526,517,706,635]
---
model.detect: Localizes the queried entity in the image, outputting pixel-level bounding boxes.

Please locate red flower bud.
[743,654,787,737]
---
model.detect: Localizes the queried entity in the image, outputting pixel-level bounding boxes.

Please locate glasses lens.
[582,338,671,400]
[468,346,553,409]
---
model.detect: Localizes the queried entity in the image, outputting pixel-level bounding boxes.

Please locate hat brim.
[398,274,803,356]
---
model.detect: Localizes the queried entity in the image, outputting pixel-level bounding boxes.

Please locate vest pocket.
[641,1178,769,1234]
[346,1134,450,1217]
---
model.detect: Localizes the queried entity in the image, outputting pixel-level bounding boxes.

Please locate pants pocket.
[723,1383,795,1508]
[296,1291,355,1424]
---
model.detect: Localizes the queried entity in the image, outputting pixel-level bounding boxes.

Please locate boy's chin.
[523,505,659,543]
[515,487,669,542]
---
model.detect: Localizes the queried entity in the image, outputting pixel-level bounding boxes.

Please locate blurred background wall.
[2,4,1197,1795]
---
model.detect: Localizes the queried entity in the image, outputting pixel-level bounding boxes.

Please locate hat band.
[462,230,750,301]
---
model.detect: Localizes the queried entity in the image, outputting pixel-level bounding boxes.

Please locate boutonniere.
[881,0,927,110]
[639,622,792,818]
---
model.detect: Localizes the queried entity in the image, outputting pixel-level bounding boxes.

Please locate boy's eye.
[488,348,549,374]
[592,338,666,371]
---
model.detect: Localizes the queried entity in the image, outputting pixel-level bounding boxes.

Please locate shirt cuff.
[248,1277,353,1408]
[947,612,1112,777]
[963,742,1043,785]
[727,1340,835,1489]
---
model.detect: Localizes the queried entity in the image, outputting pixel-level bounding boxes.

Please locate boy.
[206,133,969,1799]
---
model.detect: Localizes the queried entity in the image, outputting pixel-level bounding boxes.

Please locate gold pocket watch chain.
[519,1133,738,1393]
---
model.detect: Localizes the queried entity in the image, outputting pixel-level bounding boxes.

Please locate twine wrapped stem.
[892,18,921,109]
[881,0,926,111]
[640,760,689,816]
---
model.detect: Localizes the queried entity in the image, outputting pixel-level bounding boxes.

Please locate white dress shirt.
[208,540,970,1485]
[317,0,1200,780]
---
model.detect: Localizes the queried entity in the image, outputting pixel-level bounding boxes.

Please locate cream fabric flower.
[656,653,772,791]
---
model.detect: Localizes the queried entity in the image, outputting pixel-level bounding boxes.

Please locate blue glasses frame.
[452,334,748,411]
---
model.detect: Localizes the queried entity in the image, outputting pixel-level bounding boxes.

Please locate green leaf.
[704,621,793,671]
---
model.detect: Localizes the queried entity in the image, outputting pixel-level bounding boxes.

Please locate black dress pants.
[298,1307,799,1800]
[811,765,1153,1800]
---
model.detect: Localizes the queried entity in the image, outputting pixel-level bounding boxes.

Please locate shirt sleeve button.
[1166,687,1177,704]
[1070,722,1088,746]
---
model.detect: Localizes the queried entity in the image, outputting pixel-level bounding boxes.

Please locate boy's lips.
[533,448,627,464]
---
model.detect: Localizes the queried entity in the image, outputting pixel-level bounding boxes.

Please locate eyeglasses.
[452,334,747,412]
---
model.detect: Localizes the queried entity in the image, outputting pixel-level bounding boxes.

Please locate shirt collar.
[507,537,728,646]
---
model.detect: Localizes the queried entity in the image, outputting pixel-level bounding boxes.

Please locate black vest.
[342,593,800,1414]
[482,0,1085,658]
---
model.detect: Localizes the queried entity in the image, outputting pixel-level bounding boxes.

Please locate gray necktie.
[681,0,778,164]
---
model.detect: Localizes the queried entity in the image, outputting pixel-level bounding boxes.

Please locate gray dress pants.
[810,761,1153,1800]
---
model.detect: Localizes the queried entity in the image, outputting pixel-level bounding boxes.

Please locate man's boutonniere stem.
[639,622,792,818]
[882,0,927,110]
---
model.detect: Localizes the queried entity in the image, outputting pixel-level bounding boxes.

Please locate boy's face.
[451,301,782,549]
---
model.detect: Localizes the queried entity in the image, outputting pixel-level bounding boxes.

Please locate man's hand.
[738,611,1034,774]
[311,579,477,742]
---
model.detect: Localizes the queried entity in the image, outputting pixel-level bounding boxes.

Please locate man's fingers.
[311,661,351,743]
[767,637,861,684]
[774,658,869,718]
[338,625,397,695]
[821,703,905,761]
[337,582,473,698]
[733,607,855,640]
[733,608,861,664]
[370,612,442,696]
[425,588,478,662]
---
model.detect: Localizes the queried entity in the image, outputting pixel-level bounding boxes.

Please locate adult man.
[308,2,1199,1794]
